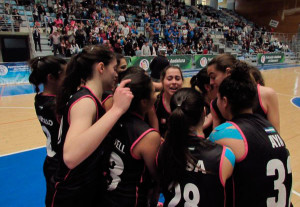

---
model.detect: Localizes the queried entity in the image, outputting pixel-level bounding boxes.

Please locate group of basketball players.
[29,45,292,207]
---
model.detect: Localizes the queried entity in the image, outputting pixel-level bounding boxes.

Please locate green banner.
[167,55,193,70]
[257,53,285,65]
[194,55,216,69]
[127,56,154,71]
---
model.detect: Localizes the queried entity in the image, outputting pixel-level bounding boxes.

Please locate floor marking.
[293,190,300,197]
[0,146,45,157]
[290,97,300,109]
[0,117,37,125]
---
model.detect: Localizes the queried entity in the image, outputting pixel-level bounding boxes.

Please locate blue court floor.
[0,147,46,207]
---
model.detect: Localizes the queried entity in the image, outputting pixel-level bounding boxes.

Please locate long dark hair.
[190,67,210,95]
[219,61,257,116]
[28,56,66,93]
[207,53,237,73]
[121,67,153,113]
[158,88,213,188]
[248,64,265,86]
[56,45,116,116]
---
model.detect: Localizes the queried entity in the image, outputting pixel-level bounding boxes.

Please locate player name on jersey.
[186,160,206,174]
[268,134,285,148]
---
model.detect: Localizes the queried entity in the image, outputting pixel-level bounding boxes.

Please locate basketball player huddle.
[29,45,292,207]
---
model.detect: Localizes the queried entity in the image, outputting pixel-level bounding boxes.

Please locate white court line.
[293,190,300,198]
[0,146,45,157]
[0,106,34,109]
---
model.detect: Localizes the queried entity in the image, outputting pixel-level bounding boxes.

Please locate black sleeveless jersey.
[229,114,292,207]
[253,84,268,119]
[101,90,113,106]
[155,92,171,138]
[158,136,226,207]
[34,93,60,206]
[103,113,157,207]
[51,86,107,207]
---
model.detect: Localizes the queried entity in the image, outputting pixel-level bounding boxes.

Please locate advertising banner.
[167,55,193,70]
[0,62,31,85]
[257,53,285,65]
[194,55,216,69]
[128,56,154,71]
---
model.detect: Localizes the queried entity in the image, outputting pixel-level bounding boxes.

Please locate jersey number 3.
[266,156,292,207]
[108,152,124,191]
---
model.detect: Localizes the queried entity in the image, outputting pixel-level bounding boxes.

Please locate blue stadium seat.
[25,11,32,16]
[0,4,3,9]
[17,6,24,10]
[29,22,34,27]
[11,1,16,5]
[0,8,3,13]
[19,10,24,15]
[12,5,17,9]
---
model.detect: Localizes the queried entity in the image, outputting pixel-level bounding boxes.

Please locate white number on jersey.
[42,125,56,157]
[107,152,124,191]
[266,156,292,207]
[168,183,200,207]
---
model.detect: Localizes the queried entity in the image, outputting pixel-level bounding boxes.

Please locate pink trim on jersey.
[196,135,205,139]
[227,121,248,163]
[257,84,267,115]
[67,95,98,124]
[219,146,226,187]
[130,128,157,160]
[101,94,113,105]
[41,92,56,97]
[82,85,105,110]
[131,112,144,121]
[162,92,171,114]
[51,170,71,207]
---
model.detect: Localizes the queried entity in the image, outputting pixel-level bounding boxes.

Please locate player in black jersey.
[155,66,183,138]
[103,68,161,207]
[157,88,235,207]
[209,61,292,207]
[190,67,217,138]
[28,56,67,207]
[52,45,133,207]
[207,54,280,132]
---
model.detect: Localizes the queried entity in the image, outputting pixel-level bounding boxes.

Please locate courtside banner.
[0,62,30,85]
[128,56,154,71]
[194,55,216,69]
[257,53,285,65]
[167,55,193,70]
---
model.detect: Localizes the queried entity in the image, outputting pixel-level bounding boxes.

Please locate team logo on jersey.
[200,57,208,67]
[0,65,8,76]
[261,55,266,64]
[264,127,276,134]
[139,59,150,71]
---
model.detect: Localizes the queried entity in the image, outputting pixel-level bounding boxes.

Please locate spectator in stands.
[33,26,42,52]
[49,31,61,56]
[4,3,11,15]
[141,41,151,56]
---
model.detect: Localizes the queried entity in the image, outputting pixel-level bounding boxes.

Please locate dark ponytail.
[190,67,210,95]
[158,88,209,188]
[56,45,116,116]
[219,61,256,116]
[28,56,66,93]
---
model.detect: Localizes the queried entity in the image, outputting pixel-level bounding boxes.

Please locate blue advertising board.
[0,62,30,85]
